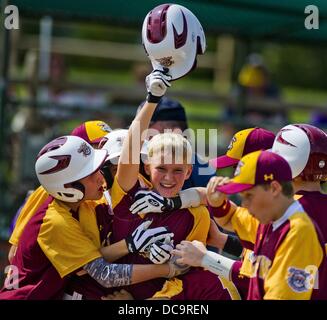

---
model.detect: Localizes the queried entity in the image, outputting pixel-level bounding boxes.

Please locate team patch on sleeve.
[287,267,311,293]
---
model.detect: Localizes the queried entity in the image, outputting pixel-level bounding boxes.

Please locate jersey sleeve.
[231,206,259,245]
[111,177,128,210]
[263,214,323,300]
[9,186,49,245]
[185,206,211,243]
[37,204,101,278]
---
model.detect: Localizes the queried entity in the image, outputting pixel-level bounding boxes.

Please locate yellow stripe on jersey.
[37,199,101,278]
[263,212,323,300]
[185,206,210,244]
[218,276,242,300]
[9,186,49,246]
[79,200,105,248]
[152,278,183,299]
[111,177,128,209]
[239,249,254,278]
[293,194,303,201]
[231,206,259,245]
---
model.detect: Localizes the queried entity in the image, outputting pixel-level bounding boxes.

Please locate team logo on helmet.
[276,129,296,147]
[227,136,237,151]
[155,56,174,67]
[287,267,311,292]
[78,142,91,157]
[98,122,112,133]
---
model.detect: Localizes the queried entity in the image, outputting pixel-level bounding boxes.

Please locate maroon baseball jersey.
[108,178,210,299]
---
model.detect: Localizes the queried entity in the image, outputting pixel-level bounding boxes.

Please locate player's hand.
[165,254,190,278]
[129,190,181,215]
[145,68,172,103]
[172,240,207,267]
[126,220,174,253]
[206,176,229,207]
[147,238,174,264]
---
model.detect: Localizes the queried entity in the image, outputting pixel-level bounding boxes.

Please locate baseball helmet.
[142,3,206,80]
[35,136,107,202]
[99,129,148,165]
[272,124,327,181]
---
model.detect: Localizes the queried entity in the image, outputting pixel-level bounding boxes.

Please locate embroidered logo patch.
[227,136,236,151]
[155,56,174,67]
[287,267,311,292]
[78,142,91,157]
[98,122,112,133]
[234,161,244,177]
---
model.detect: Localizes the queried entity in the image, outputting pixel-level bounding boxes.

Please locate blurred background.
[1,0,327,277]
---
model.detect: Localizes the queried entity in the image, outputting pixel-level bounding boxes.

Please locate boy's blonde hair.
[147,133,193,165]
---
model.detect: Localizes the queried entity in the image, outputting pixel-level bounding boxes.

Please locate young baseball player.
[105,67,240,300]
[173,150,327,300]
[8,120,113,264]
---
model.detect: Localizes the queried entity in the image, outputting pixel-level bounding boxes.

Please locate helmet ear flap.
[71,182,85,198]
[59,181,85,202]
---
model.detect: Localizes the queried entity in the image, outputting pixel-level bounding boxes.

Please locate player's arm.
[207,176,259,245]
[172,240,236,281]
[116,70,171,192]
[129,187,206,214]
[130,188,243,257]
[206,176,237,231]
[83,254,188,289]
[207,219,243,257]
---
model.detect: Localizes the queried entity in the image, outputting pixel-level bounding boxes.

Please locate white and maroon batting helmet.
[35,136,107,202]
[272,124,327,181]
[142,3,206,80]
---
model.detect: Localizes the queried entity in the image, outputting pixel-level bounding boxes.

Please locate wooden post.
[213,35,235,94]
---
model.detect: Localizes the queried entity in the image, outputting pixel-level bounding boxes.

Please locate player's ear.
[185,164,193,180]
[270,180,282,196]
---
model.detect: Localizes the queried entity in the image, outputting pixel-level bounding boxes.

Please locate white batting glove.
[148,239,174,264]
[145,68,172,103]
[129,190,180,215]
[125,220,174,253]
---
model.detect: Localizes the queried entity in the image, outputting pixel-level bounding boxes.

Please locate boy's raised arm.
[117,70,172,192]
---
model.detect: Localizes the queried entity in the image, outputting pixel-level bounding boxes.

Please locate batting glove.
[125,220,174,253]
[145,68,172,103]
[147,239,174,264]
[129,190,181,215]
[166,255,190,279]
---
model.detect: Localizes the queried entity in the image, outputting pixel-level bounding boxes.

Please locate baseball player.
[174,150,327,299]
[8,120,113,264]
